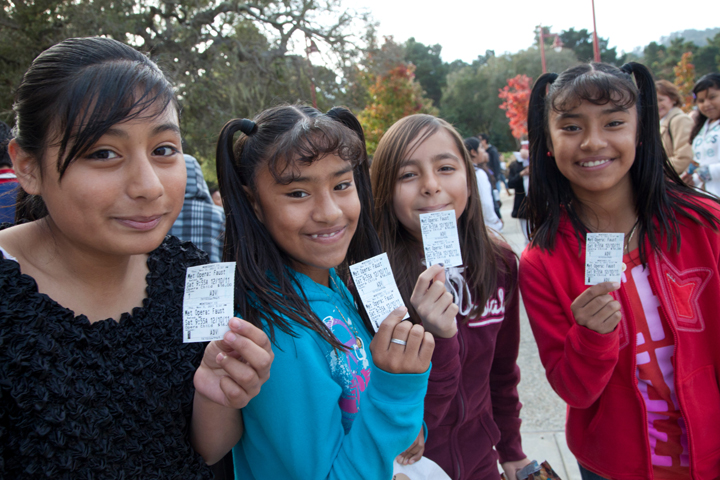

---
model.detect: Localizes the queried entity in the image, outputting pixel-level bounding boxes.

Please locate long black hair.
[527,62,720,265]
[12,37,177,222]
[690,73,720,142]
[216,105,382,349]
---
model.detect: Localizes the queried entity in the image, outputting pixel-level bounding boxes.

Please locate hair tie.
[239,119,257,136]
[620,63,634,76]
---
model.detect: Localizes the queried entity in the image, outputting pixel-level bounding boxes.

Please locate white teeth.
[311,231,339,239]
[580,159,610,167]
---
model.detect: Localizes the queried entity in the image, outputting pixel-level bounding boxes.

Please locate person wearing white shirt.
[464,137,503,233]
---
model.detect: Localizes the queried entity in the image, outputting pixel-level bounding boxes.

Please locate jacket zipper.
[648,267,694,478]
[453,324,466,479]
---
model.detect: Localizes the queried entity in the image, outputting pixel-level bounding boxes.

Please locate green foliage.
[0,0,358,171]
[404,37,448,107]
[441,47,579,151]
[558,28,623,65]
[358,63,438,156]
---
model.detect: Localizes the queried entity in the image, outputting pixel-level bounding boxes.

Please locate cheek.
[392,184,413,219]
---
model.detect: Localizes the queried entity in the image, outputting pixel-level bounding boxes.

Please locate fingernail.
[229,318,241,330]
[396,306,408,314]
[216,352,226,363]
[611,282,620,289]
[224,332,237,343]
[438,262,444,267]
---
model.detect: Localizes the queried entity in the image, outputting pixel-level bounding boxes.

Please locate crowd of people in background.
[1,35,720,480]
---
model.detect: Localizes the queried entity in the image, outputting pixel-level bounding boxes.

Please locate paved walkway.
[496,189,581,480]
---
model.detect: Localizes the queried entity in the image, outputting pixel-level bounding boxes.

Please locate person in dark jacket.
[506,141,530,244]
[479,133,509,195]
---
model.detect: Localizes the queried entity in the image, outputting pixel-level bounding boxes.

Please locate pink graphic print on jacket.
[323,315,371,434]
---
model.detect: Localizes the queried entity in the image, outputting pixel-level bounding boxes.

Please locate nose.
[311,191,343,224]
[580,125,607,152]
[420,172,441,196]
[126,154,165,201]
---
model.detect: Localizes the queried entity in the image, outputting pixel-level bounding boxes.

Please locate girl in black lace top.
[0,37,273,479]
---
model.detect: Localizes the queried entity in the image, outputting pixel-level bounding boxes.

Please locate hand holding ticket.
[585,233,624,285]
[419,210,463,267]
[349,253,409,331]
[183,262,236,343]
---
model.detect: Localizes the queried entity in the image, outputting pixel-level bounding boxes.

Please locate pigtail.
[527,73,568,251]
[325,107,383,336]
[619,62,681,262]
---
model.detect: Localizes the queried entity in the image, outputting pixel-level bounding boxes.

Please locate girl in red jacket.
[520,62,720,480]
[371,114,529,480]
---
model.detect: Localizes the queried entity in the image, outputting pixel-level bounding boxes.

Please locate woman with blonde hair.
[656,79,694,174]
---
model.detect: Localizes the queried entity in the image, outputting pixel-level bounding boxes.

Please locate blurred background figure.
[479,133,510,195]
[0,121,16,224]
[465,137,503,232]
[689,73,720,195]
[210,187,223,207]
[656,80,694,175]
[507,140,530,245]
[169,154,225,262]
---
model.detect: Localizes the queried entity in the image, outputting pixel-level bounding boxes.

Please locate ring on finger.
[391,338,407,346]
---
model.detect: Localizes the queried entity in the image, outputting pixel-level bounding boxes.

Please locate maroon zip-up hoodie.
[424,245,526,479]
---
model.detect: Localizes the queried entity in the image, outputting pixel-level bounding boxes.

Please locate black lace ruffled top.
[0,235,213,479]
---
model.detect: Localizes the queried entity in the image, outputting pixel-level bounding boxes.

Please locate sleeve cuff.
[571,322,619,354]
[368,363,431,405]
[429,334,460,372]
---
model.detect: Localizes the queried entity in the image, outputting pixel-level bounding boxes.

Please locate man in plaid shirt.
[169,155,225,262]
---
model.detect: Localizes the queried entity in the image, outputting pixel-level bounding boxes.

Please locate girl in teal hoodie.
[215,105,434,479]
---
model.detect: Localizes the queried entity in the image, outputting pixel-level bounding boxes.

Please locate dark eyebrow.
[278,163,354,184]
[400,153,460,167]
[555,112,581,120]
[152,123,182,137]
[102,123,181,139]
[602,105,629,115]
[431,152,460,162]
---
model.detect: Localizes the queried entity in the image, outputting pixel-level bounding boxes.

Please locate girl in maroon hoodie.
[370,114,529,480]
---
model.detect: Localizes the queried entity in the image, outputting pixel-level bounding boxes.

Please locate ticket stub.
[585,233,624,285]
[419,210,463,267]
[349,253,409,331]
[183,262,236,343]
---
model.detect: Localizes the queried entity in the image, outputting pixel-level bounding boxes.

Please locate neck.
[573,176,637,234]
[25,218,142,291]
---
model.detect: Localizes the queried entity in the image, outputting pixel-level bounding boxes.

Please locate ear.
[243,185,264,223]
[545,138,554,158]
[9,139,42,195]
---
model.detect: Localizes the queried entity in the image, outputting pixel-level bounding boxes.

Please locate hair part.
[690,73,720,142]
[371,114,511,323]
[527,62,720,264]
[216,104,382,350]
[12,36,178,222]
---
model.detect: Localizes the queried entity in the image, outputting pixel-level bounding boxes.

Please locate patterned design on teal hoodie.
[232,268,430,480]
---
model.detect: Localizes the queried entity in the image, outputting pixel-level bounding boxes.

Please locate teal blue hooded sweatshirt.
[232,268,430,479]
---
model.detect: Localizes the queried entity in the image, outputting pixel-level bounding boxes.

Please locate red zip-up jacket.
[424,245,526,479]
[520,202,720,480]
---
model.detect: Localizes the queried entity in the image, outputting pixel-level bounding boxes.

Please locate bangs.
[55,59,176,175]
[550,72,637,113]
[266,115,364,183]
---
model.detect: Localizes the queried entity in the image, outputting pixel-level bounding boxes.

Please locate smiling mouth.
[418,204,449,212]
[308,227,345,239]
[579,159,612,168]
